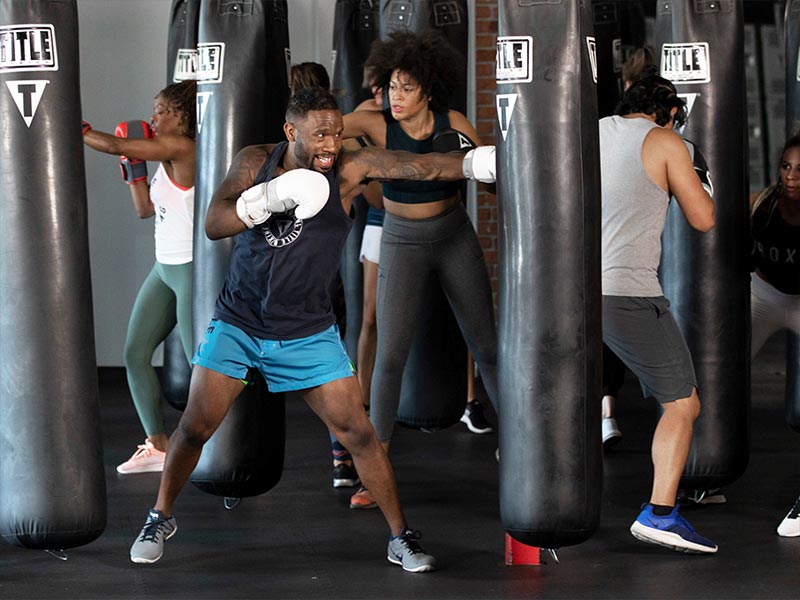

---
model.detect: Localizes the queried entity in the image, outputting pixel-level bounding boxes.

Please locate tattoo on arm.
[356,147,461,182]
[216,145,270,202]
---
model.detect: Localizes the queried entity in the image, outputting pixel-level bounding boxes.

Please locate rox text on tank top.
[752,192,800,295]
[599,115,670,297]
[214,142,353,340]
[381,110,460,203]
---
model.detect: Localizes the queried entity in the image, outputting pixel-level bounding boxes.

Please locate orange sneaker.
[350,486,377,509]
[116,439,166,474]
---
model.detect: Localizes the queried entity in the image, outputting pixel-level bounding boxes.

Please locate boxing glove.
[432,128,476,153]
[236,169,330,228]
[115,120,154,185]
[82,120,92,135]
[462,146,496,184]
[683,139,714,197]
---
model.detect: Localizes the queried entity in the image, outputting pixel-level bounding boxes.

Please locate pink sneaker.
[116,439,166,474]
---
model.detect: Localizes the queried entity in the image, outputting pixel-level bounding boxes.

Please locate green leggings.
[124,261,193,438]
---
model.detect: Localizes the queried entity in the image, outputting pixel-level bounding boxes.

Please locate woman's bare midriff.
[383,194,460,219]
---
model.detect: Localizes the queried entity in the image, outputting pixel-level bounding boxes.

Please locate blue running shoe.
[630,504,717,554]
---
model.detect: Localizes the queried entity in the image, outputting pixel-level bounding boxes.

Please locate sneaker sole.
[459,414,493,435]
[387,553,436,572]
[777,519,800,537]
[630,521,717,554]
[333,478,358,488]
[117,464,165,474]
[130,524,178,564]
[602,433,622,449]
[350,501,377,509]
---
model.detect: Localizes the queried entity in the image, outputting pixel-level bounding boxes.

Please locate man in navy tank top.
[128,86,495,571]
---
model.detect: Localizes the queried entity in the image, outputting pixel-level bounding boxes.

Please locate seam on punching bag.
[693,0,731,14]
[519,0,562,7]
[218,1,253,16]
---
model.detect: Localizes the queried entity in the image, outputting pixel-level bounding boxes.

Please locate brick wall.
[474,0,499,305]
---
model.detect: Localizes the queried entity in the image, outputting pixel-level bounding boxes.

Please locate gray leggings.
[370,203,498,442]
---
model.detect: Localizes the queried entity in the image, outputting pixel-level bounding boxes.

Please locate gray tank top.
[600,115,669,297]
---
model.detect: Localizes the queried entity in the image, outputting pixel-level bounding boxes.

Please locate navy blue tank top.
[381,111,460,203]
[214,142,353,339]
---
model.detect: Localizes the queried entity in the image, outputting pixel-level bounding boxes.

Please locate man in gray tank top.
[599,75,717,554]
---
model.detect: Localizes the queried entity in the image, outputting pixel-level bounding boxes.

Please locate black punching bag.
[332,0,379,363]
[497,0,602,548]
[0,0,106,549]
[593,0,623,118]
[783,0,800,432]
[189,0,289,498]
[378,0,470,430]
[655,0,750,490]
[161,0,201,412]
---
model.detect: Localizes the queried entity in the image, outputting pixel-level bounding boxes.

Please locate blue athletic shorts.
[192,319,355,393]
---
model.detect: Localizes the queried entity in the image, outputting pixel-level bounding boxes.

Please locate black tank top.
[214,142,354,339]
[381,111,460,203]
[752,192,800,295]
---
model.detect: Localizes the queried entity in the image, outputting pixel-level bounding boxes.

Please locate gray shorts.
[602,296,697,403]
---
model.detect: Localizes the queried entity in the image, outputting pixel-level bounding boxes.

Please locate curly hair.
[157,80,197,139]
[285,86,339,122]
[614,73,687,128]
[364,29,463,113]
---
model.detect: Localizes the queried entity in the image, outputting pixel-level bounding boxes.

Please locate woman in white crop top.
[83,80,196,474]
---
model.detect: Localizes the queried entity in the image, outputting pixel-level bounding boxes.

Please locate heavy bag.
[378,0,470,430]
[189,0,290,498]
[378,0,468,112]
[161,0,201,412]
[0,0,106,549]
[655,0,750,491]
[783,0,800,432]
[331,0,379,363]
[593,0,623,118]
[497,0,603,548]
[167,0,201,83]
[332,0,379,114]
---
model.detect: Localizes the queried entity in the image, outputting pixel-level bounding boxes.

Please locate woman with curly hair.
[749,134,800,536]
[343,30,498,509]
[83,80,197,474]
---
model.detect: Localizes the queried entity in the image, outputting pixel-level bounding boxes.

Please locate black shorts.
[602,296,697,403]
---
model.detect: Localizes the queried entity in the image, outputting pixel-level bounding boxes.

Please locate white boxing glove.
[236,169,330,228]
[462,146,496,184]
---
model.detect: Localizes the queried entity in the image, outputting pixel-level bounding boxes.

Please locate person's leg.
[121,265,178,468]
[601,344,625,446]
[369,219,432,446]
[461,353,494,434]
[649,390,700,506]
[154,366,244,515]
[751,275,789,359]
[165,261,194,363]
[130,365,244,564]
[431,211,498,412]
[357,257,379,409]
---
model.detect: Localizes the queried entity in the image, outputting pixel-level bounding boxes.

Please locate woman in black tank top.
[750,135,800,537]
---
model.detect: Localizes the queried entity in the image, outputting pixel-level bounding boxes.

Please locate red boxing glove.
[82,120,91,135]
[114,120,154,184]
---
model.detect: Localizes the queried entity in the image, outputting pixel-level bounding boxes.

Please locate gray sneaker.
[387,529,436,572]
[130,509,177,564]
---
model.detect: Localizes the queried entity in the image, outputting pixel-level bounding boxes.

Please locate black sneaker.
[460,400,494,434]
[332,463,359,488]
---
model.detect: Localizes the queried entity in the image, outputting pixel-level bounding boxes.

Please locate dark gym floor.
[1,334,799,600]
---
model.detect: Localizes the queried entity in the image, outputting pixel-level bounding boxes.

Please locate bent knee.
[669,389,701,421]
